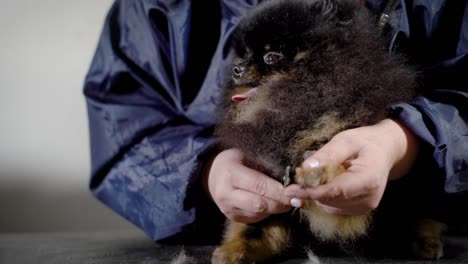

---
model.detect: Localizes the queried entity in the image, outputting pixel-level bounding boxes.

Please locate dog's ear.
[328,0,362,24]
[322,0,376,43]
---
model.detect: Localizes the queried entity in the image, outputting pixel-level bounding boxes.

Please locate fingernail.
[306,159,320,168]
[290,198,302,208]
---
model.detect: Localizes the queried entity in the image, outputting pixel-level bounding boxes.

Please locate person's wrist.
[378,119,420,180]
[201,149,220,201]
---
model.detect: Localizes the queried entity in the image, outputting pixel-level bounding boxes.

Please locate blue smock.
[84,0,468,241]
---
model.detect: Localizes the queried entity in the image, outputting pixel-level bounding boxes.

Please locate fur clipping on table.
[303,249,322,264]
[170,248,198,264]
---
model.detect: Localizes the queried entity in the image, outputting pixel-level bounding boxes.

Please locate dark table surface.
[1,231,468,264]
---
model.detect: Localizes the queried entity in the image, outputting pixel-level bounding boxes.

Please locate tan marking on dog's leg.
[212,219,291,264]
[411,219,446,260]
[288,112,350,164]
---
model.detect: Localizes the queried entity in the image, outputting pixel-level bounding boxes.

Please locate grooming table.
[1,231,468,263]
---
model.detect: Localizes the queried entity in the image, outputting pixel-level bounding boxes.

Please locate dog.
[213,0,446,263]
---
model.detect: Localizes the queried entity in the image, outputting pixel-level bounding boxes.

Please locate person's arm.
[391,91,468,193]
[84,0,227,242]
[386,0,468,193]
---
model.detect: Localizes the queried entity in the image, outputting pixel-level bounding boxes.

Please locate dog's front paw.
[295,162,345,187]
[411,219,446,260]
[211,242,248,264]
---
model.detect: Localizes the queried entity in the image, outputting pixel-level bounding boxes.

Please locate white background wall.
[0,0,138,232]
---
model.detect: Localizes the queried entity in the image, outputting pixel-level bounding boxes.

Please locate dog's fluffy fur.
[212,0,445,263]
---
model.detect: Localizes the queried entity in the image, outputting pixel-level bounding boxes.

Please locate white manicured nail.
[290,198,302,208]
[307,159,320,168]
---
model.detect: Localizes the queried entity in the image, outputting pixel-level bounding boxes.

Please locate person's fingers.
[309,149,387,209]
[221,188,290,223]
[284,170,356,200]
[284,184,375,214]
[302,133,360,170]
[314,202,349,215]
[229,189,291,215]
[230,165,292,205]
[284,184,312,200]
[314,201,370,215]
[321,172,371,200]
[229,213,270,224]
[285,164,377,201]
[289,170,377,200]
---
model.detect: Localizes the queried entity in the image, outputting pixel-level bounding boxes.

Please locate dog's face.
[216,0,366,177]
[216,0,415,180]
[228,0,358,104]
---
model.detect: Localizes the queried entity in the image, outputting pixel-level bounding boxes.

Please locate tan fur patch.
[212,219,290,264]
[288,112,348,163]
[301,203,371,241]
[294,51,307,62]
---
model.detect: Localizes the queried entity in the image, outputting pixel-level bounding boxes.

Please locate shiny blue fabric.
[387,0,468,193]
[84,0,264,241]
[84,0,468,241]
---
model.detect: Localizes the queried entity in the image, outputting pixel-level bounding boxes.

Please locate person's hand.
[203,148,292,223]
[285,119,420,215]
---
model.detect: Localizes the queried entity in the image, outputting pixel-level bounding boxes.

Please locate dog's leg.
[295,162,371,241]
[211,217,290,264]
[411,218,446,259]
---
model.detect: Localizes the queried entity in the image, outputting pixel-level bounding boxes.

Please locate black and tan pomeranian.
[212,0,448,263]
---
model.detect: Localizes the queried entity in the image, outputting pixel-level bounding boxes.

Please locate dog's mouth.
[231,87,258,102]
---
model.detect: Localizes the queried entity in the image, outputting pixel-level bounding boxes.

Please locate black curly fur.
[215,0,416,181]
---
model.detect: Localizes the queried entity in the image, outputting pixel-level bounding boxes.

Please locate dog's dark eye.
[263,51,283,65]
